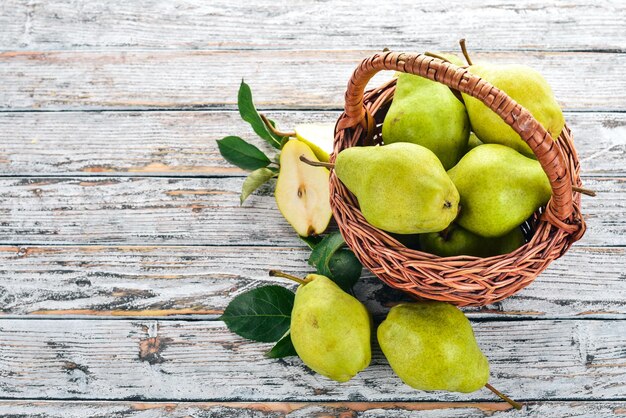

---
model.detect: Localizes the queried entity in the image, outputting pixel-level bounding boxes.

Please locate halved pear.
[275,140,332,236]
[295,123,335,163]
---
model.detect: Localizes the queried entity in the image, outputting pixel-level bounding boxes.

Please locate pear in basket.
[333,143,459,234]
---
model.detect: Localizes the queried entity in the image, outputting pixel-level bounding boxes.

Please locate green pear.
[462,64,564,157]
[378,302,489,393]
[335,143,459,234]
[439,53,465,67]
[382,70,470,170]
[295,123,335,163]
[420,223,526,257]
[465,132,483,153]
[448,144,551,238]
[388,232,422,251]
[290,274,371,382]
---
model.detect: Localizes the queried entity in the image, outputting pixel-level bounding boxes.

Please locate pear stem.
[424,52,452,63]
[299,155,335,169]
[269,270,309,285]
[572,185,597,197]
[459,39,473,66]
[485,383,523,410]
[260,114,296,138]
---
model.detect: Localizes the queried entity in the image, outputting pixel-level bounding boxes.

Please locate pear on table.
[274,140,332,237]
[335,143,459,234]
[271,271,371,382]
[377,301,489,393]
[295,123,335,163]
[383,67,470,170]
[448,144,551,238]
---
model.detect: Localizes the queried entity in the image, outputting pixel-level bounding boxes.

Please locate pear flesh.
[462,64,565,157]
[377,302,489,393]
[295,123,335,163]
[448,144,551,238]
[383,72,470,170]
[290,274,371,382]
[420,224,526,258]
[335,143,460,234]
[274,140,332,237]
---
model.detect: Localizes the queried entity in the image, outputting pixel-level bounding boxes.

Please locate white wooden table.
[0,1,625,416]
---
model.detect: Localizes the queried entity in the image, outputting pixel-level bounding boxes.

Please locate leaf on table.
[308,232,347,277]
[266,331,298,358]
[220,285,295,342]
[241,167,276,204]
[299,235,323,250]
[327,248,362,292]
[238,80,284,149]
[308,232,362,291]
[217,136,271,171]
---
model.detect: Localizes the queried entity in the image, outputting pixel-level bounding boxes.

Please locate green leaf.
[241,167,275,204]
[299,235,323,250]
[238,80,283,149]
[308,232,347,277]
[217,136,271,171]
[327,249,362,291]
[279,136,291,149]
[308,232,362,292]
[220,285,295,342]
[266,332,298,358]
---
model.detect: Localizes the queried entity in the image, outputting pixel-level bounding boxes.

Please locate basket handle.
[337,51,575,225]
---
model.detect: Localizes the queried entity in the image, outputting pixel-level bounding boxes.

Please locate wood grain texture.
[0,176,620,246]
[1,50,624,111]
[0,245,624,318]
[0,0,624,52]
[1,400,625,418]
[1,111,624,177]
[0,319,625,400]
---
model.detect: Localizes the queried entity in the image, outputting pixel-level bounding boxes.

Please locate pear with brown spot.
[274,140,332,237]
[271,271,371,382]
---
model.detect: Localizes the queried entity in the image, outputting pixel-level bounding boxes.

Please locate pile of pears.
[330,48,565,257]
[273,269,520,408]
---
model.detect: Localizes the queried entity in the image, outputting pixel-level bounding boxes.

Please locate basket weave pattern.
[330,52,586,306]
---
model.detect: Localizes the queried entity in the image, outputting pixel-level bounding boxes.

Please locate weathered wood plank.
[1,50,624,111]
[0,177,620,246]
[0,319,624,400]
[0,400,624,418]
[0,110,336,176]
[1,111,623,177]
[0,0,624,52]
[0,245,624,318]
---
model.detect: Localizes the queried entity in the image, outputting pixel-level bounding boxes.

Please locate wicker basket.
[329,52,587,307]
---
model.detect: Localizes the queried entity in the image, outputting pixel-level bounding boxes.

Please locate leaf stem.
[485,383,523,410]
[572,185,596,197]
[260,114,296,138]
[459,39,473,66]
[299,155,335,169]
[269,270,309,285]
